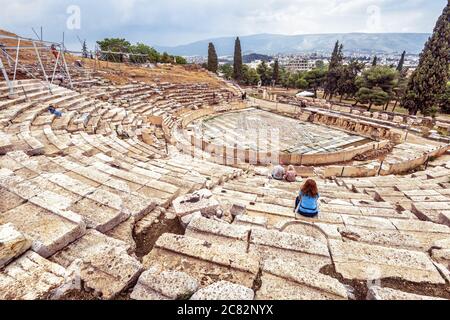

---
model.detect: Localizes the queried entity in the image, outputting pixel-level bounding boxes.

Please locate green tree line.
[96,38,187,65]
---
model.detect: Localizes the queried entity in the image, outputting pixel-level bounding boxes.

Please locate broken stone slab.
[390,219,450,234]
[172,190,219,217]
[249,228,331,272]
[131,266,199,300]
[233,215,268,229]
[431,238,450,268]
[277,220,330,243]
[185,216,250,252]
[256,258,349,300]
[343,215,397,230]
[440,212,450,227]
[105,218,137,254]
[0,203,86,258]
[0,251,67,300]
[50,230,143,299]
[230,204,247,217]
[329,240,445,284]
[190,281,254,301]
[368,286,446,300]
[143,234,260,288]
[68,196,129,233]
[195,189,213,199]
[0,187,26,213]
[412,202,450,224]
[0,223,31,268]
[0,132,13,155]
[180,212,202,229]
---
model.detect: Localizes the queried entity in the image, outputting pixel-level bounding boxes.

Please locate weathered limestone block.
[105,218,137,254]
[431,238,450,269]
[338,226,425,250]
[143,234,260,288]
[343,215,396,230]
[0,203,86,258]
[368,286,446,300]
[233,215,268,229]
[440,212,450,227]
[172,189,219,217]
[412,202,450,225]
[256,259,349,300]
[0,223,31,268]
[329,240,445,284]
[0,132,13,155]
[180,211,202,228]
[249,228,331,272]
[191,281,254,300]
[230,204,247,217]
[50,230,143,299]
[131,266,199,300]
[0,251,67,300]
[185,216,249,252]
[277,221,330,243]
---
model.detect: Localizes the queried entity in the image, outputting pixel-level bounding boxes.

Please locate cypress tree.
[82,41,88,59]
[272,60,280,84]
[325,41,344,100]
[402,3,450,115]
[207,42,218,73]
[372,56,378,66]
[396,51,406,72]
[233,37,243,81]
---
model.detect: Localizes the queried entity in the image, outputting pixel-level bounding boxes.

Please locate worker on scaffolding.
[0,43,6,56]
[50,44,59,60]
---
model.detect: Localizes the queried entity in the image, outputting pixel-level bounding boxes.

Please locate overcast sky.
[0,0,447,50]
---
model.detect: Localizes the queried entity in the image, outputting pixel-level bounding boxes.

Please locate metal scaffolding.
[0,33,73,96]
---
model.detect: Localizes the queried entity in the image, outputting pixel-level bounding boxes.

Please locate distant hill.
[155,33,430,57]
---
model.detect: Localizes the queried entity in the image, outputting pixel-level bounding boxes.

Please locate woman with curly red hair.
[295,179,320,218]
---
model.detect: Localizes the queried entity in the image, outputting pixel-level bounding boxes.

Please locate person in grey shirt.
[271,164,285,180]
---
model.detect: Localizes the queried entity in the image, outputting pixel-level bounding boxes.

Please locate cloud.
[0,0,446,50]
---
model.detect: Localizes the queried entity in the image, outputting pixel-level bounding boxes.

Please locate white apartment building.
[279,57,316,72]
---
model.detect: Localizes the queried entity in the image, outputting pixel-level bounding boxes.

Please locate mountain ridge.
[154,33,430,57]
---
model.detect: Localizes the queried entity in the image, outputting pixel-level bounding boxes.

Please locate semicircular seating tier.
[0,76,449,301]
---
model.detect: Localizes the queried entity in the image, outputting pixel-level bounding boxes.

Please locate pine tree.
[402,3,450,115]
[207,43,218,73]
[355,66,397,111]
[272,60,280,85]
[372,56,378,67]
[233,37,243,81]
[396,51,406,72]
[325,41,344,100]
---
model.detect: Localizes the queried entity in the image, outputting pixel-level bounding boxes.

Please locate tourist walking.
[295,179,320,218]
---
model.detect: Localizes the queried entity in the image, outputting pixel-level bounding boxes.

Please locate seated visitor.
[271,164,285,180]
[284,165,297,182]
[295,179,320,218]
[48,105,62,118]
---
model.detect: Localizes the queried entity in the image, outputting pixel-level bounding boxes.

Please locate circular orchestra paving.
[193,108,371,154]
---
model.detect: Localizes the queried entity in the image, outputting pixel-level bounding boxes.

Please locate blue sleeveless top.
[297,192,320,215]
